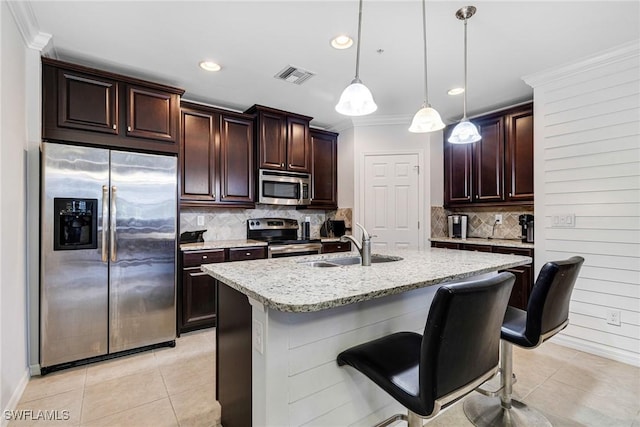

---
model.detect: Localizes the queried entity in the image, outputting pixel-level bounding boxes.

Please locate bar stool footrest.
[475,370,518,397]
[463,394,552,427]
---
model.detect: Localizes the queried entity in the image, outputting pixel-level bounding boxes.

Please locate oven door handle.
[268,243,322,258]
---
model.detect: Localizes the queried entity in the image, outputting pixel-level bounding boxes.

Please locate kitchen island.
[203,248,531,427]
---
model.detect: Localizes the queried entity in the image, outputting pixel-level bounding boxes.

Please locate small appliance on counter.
[519,214,534,243]
[180,230,206,244]
[448,214,468,239]
[320,220,346,238]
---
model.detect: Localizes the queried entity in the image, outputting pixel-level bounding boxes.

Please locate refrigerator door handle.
[110,186,117,262]
[102,185,109,262]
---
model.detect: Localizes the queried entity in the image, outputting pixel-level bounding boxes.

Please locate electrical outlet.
[606,309,621,326]
[253,319,264,354]
[494,214,503,225]
[197,215,205,226]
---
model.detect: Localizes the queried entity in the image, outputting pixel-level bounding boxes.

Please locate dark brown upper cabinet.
[43,58,183,154]
[309,129,338,209]
[505,105,534,202]
[444,102,533,208]
[180,101,254,208]
[245,105,312,173]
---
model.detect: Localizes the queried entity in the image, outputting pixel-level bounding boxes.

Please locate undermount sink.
[300,254,403,267]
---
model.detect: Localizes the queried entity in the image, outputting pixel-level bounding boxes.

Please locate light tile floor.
[8,329,640,426]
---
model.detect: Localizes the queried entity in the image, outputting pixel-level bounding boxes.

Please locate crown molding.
[7,1,53,53]
[523,40,640,88]
[328,114,417,132]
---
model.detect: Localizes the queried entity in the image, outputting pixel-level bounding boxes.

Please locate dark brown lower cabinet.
[216,282,252,427]
[180,249,225,333]
[179,246,267,334]
[431,241,534,310]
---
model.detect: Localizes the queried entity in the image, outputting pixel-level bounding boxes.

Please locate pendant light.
[408,0,445,133]
[335,0,377,116]
[448,6,481,144]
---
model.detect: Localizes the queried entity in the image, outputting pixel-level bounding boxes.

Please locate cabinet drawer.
[461,244,493,253]
[431,241,461,250]
[492,246,533,257]
[183,249,225,267]
[322,241,351,253]
[228,246,266,262]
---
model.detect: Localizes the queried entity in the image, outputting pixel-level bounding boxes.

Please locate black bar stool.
[464,256,585,427]
[337,272,516,427]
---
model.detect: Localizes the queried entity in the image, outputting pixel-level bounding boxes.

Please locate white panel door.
[363,153,421,250]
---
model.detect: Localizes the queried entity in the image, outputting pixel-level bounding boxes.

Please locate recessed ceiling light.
[448,87,465,96]
[199,61,221,72]
[331,35,353,50]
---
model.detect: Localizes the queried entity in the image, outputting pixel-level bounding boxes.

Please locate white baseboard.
[551,334,640,367]
[1,369,30,427]
[29,364,40,376]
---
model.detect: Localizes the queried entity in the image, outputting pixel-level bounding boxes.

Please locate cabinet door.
[182,269,217,330]
[127,85,178,142]
[258,111,287,170]
[493,246,534,310]
[57,69,118,134]
[286,116,311,173]
[310,130,337,209]
[474,116,505,203]
[444,131,473,206]
[220,115,254,204]
[505,106,534,202]
[181,109,217,202]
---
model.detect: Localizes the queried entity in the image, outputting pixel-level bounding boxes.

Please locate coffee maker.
[519,214,534,243]
[448,215,468,239]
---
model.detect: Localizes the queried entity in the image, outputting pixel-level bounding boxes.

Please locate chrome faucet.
[340,223,373,266]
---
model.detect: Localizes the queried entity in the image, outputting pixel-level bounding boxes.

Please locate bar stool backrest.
[419,272,515,412]
[525,256,585,346]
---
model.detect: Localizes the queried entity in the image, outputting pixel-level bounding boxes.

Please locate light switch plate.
[552,214,575,228]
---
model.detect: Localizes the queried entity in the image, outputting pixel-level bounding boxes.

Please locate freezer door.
[109,151,177,352]
[41,143,110,367]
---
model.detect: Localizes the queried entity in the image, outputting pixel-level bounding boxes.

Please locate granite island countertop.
[202,248,531,313]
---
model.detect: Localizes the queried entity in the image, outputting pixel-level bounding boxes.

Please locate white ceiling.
[29,1,640,129]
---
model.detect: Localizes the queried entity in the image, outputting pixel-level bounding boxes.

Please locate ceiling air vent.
[274,65,315,85]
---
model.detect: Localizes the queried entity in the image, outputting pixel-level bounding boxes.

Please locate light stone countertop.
[430,237,534,249]
[202,248,531,313]
[180,239,267,251]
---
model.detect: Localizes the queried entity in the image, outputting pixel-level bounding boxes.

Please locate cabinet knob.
[281,163,285,167]
[337,245,342,249]
[509,192,512,197]
[246,252,251,256]
[127,126,132,132]
[476,194,479,198]
[202,255,207,259]
[112,124,117,130]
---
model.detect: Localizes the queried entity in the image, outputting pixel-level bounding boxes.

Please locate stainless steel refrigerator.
[40,142,177,370]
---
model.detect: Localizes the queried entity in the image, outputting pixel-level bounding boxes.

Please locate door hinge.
[418,221,420,229]
[414,165,420,174]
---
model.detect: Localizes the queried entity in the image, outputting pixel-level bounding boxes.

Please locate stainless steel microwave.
[258,169,311,205]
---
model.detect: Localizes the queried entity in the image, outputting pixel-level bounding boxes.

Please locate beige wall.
[1,1,29,415]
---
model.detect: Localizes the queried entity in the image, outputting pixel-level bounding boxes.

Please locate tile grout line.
[156,352,182,426]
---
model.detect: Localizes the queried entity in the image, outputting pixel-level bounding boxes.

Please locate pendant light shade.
[335,0,377,116]
[448,6,481,144]
[409,0,444,133]
[409,105,445,132]
[336,78,377,116]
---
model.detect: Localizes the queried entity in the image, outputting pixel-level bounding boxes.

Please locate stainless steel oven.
[247,218,321,258]
[258,169,311,206]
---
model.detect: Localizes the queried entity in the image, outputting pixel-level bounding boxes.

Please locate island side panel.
[252,285,440,426]
[217,281,252,427]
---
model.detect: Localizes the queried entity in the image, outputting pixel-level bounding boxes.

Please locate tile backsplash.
[431,206,534,240]
[180,207,352,241]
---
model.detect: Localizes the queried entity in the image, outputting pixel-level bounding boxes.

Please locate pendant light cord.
[462,16,468,120]
[354,0,363,81]
[421,0,429,106]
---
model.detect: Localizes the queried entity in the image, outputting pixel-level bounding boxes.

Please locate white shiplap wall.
[524,41,640,366]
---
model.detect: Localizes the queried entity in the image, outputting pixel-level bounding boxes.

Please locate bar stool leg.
[463,341,552,427]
